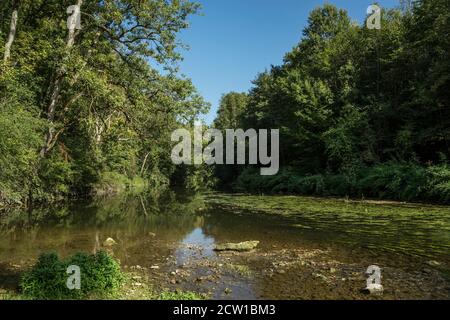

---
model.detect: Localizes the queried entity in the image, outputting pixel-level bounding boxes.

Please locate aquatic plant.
[157,290,206,300]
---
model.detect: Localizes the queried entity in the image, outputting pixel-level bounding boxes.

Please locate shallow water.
[0,191,449,299]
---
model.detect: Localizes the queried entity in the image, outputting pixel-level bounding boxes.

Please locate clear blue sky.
[177,0,400,124]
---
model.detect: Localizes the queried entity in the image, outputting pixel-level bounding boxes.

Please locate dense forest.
[1,0,449,207]
[0,0,211,206]
[214,0,450,203]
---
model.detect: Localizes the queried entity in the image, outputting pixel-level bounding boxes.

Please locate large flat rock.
[214,241,260,252]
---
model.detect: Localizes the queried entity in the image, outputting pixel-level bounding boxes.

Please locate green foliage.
[0,99,44,205]
[214,0,450,204]
[20,251,123,300]
[357,162,428,201]
[425,165,450,203]
[214,92,249,130]
[93,172,150,196]
[93,172,132,195]
[233,163,450,204]
[157,290,205,300]
[0,0,209,204]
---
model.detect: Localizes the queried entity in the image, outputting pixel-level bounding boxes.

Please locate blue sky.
[177,0,399,124]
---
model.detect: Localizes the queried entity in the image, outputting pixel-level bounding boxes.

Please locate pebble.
[103,237,117,247]
[426,260,441,267]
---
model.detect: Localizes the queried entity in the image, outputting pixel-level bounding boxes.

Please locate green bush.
[425,165,450,203]
[20,251,123,300]
[323,175,354,196]
[357,162,428,201]
[231,163,450,204]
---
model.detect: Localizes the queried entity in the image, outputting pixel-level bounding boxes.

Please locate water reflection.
[0,191,204,265]
[176,227,216,266]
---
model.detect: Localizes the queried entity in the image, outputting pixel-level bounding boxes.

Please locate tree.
[214,92,248,130]
[213,0,450,201]
[0,0,209,203]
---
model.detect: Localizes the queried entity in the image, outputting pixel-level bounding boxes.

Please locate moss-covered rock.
[214,241,260,252]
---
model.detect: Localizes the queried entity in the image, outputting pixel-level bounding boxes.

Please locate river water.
[0,191,449,299]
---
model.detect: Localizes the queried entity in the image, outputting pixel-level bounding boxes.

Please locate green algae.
[205,194,450,263]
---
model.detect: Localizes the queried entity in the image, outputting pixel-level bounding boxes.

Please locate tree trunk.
[3,0,19,63]
[140,152,151,176]
[41,0,83,157]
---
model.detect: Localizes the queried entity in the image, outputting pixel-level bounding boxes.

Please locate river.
[0,191,449,299]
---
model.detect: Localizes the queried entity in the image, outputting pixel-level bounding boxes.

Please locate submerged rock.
[426,260,441,267]
[214,241,260,252]
[103,237,117,247]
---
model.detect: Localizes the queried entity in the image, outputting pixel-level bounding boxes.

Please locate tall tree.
[42,0,83,157]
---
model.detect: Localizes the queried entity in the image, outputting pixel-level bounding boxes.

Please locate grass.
[156,290,206,300]
[225,263,252,277]
[0,291,25,300]
[3,270,208,301]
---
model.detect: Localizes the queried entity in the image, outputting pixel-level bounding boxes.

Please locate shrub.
[357,162,428,201]
[323,175,353,196]
[425,165,450,203]
[20,251,123,300]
